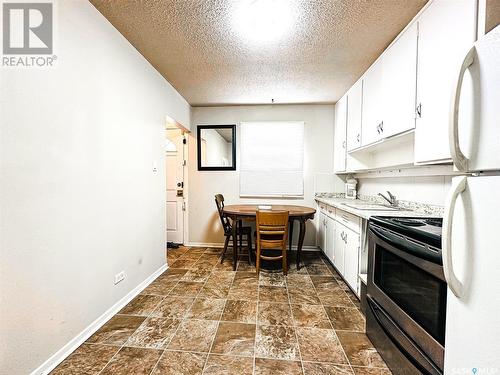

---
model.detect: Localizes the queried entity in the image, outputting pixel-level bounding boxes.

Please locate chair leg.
[238,220,243,256]
[221,235,230,264]
[247,233,252,265]
[256,243,261,276]
[283,246,288,276]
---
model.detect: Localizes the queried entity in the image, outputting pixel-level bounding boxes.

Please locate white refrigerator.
[443,25,500,373]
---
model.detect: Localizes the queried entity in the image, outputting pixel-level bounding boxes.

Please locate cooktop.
[370,216,443,249]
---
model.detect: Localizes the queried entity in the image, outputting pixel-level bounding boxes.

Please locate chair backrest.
[215,194,231,234]
[256,210,289,249]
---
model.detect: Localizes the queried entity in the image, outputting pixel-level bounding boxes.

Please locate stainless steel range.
[367,216,445,375]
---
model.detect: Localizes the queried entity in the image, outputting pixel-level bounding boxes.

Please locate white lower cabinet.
[318,209,336,266]
[343,226,360,292]
[324,215,335,264]
[318,204,362,295]
[333,222,346,275]
[318,212,326,251]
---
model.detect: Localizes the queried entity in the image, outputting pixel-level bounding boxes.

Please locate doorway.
[166,125,187,246]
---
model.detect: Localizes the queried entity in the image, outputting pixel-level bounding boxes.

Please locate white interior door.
[166,129,185,244]
[444,175,500,372]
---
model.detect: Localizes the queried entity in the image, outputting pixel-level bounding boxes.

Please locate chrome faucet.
[378,191,397,207]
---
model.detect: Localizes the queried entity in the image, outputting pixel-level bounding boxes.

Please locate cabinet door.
[343,226,360,292]
[382,22,418,138]
[317,212,325,250]
[347,79,363,151]
[334,222,346,274]
[362,59,383,146]
[414,0,477,164]
[325,216,335,264]
[334,95,347,172]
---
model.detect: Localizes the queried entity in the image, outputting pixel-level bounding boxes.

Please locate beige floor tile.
[258,302,293,326]
[100,347,162,375]
[203,354,254,375]
[221,300,257,323]
[86,315,145,346]
[210,322,256,356]
[152,351,207,375]
[296,327,348,364]
[168,319,218,352]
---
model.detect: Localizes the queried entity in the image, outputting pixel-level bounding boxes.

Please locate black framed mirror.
[197,124,236,171]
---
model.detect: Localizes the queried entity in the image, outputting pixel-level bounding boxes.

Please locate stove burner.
[391,218,426,227]
[424,218,443,227]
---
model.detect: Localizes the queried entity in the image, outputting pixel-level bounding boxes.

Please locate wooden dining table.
[222,204,316,271]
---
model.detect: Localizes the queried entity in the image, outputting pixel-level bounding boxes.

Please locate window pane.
[240,121,304,197]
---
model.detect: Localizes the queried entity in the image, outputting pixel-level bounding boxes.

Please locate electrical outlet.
[114,271,125,285]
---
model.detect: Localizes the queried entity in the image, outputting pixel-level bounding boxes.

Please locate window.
[240,121,304,197]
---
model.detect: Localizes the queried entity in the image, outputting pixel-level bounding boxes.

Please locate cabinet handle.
[450,45,475,172]
[342,141,346,149]
[416,103,422,118]
[380,121,384,132]
[356,133,360,143]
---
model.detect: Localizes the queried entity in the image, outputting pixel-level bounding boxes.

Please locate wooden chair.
[256,210,289,275]
[215,194,252,263]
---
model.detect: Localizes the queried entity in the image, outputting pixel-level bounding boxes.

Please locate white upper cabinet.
[362,59,383,146]
[334,95,348,173]
[382,22,418,138]
[362,22,418,146]
[347,79,363,151]
[414,0,477,164]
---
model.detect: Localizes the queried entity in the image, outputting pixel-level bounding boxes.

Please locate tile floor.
[51,247,391,375]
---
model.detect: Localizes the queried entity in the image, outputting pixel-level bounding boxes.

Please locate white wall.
[357,175,452,205]
[188,105,336,247]
[0,1,190,374]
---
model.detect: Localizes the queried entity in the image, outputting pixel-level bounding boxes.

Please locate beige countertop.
[315,196,442,220]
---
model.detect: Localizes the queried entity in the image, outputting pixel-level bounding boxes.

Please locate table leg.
[232,218,238,271]
[288,219,294,269]
[297,218,306,270]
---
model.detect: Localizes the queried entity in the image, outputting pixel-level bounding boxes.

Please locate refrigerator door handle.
[449,45,476,172]
[443,176,467,298]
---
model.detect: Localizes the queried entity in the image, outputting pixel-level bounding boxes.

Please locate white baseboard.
[31,263,168,375]
[185,241,320,251]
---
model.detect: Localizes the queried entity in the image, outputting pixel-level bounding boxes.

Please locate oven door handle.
[367,296,442,375]
[443,176,467,298]
[369,225,406,248]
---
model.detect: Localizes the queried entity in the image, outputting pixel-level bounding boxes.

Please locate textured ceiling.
[90,0,427,106]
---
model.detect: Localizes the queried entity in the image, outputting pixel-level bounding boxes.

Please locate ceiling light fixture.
[233,0,294,43]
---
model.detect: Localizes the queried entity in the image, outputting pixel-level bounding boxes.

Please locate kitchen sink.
[341,202,405,211]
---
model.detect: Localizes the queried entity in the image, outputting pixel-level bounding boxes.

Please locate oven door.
[367,224,446,374]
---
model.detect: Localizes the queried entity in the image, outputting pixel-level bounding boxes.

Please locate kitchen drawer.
[335,208,361,233]
[318,203,335,218]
